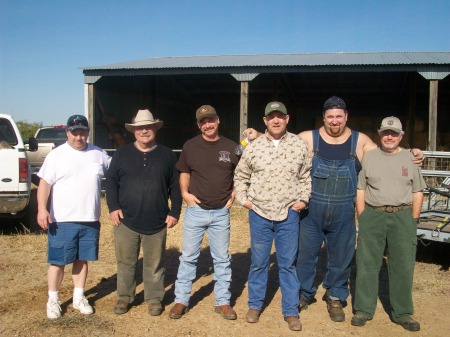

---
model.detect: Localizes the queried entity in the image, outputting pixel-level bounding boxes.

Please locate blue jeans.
[174,205,231,306]
[297,200,356,301]
[248,209,300,317]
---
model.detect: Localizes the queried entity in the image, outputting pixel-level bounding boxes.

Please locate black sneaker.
[323,291,345,322]
[351,314,371,326]
[397,318,420,332]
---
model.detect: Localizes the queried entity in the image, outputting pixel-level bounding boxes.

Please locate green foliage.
[16,120,43,139]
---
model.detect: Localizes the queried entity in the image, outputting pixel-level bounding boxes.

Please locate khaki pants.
[114,224,167,304]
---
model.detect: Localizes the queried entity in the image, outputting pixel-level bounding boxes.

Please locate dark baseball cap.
[196,105,218,122]
[67,115,89,131]
[323,96,347,111]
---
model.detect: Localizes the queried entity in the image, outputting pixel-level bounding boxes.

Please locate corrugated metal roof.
[83,52,450,70]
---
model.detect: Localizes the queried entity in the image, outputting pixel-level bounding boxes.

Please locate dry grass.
[0,197,449,336]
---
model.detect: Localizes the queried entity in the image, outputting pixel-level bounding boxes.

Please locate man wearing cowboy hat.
[105,109,182,316]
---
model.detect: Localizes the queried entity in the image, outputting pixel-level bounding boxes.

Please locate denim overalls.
[296,129,359,301]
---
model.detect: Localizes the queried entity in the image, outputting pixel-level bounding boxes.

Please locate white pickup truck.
[27,126,67,174]
[0,113,39,231]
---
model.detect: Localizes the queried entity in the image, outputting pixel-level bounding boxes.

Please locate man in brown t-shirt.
[170,105,239,321]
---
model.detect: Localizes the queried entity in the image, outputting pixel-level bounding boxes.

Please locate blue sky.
[1,0,449,126]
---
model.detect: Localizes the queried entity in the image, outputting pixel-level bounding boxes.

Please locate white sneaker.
[47,299,62,319]
[73,297,94,315]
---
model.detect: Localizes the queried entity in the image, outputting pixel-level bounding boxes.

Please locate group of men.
[36,96,424,333]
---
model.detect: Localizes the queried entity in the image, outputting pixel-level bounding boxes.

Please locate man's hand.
[37,209,52,230]
[291,200,308,213]
[182,192,201,207]
[243,200,253,210]
[243,128,261,141]
[411,148,424,167]
[109,209,124,227]
[225,190,236,208]
[165,215,178,228]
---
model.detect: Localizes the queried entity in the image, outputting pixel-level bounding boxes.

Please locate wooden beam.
[239,82,249,139]
[407,76,416,147]
[428,80,438,151]
[86,84,95,143]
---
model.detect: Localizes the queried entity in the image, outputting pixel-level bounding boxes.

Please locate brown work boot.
[169,303,189,319]
[245,308,261,323]
[214,304,237,320]
[148,302,163,316]
[113,300,131,315]
[284,316,302,331]
[324,292,345,322]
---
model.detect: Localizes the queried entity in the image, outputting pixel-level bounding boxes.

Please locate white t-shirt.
[38,143,110,222]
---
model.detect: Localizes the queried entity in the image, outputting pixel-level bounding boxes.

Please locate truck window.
[0,118,18,146]
[37,128,67,139]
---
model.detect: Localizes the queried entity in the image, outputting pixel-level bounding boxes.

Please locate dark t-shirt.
[176,135,239,209]
[318,133,362,172]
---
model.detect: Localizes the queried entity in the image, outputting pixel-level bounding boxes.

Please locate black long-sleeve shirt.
[105,143,182,234]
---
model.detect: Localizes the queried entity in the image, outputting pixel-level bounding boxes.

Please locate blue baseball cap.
[67,115,89,131]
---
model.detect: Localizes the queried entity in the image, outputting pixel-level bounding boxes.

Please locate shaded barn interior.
[84,54,450,152]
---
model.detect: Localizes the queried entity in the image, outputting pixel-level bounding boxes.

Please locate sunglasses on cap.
[67,115,89,130]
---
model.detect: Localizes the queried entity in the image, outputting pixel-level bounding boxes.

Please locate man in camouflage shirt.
[234,101,311,331]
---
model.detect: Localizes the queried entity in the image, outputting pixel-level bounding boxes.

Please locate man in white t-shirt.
[37,115,110,319]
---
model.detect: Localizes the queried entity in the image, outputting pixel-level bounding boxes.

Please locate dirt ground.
[0,198,449,337]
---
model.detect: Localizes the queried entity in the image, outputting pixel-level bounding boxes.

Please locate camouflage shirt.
[234,131,311,221]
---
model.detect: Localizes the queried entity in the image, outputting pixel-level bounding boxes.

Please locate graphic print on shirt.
[402,166,408,177]
[219,151,231,163]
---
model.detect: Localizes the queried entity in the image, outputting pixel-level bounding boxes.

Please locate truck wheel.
[22,189,42,233]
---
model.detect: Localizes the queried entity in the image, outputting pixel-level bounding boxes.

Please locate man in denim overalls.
[295,96,374,322]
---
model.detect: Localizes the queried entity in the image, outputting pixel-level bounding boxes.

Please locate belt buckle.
[385,206,394,213]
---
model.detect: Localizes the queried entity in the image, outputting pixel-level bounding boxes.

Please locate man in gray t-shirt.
[352,116,426,332]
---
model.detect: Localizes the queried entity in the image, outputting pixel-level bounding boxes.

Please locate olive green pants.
[353,206,417,322]
[114,224,167,304]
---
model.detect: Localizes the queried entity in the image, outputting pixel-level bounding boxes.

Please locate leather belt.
[370,205,412,213]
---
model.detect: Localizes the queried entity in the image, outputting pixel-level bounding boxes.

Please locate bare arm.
[356,189,366,217]
[37,179,52,230]
[412,191,424,219]
[179,172,201,206]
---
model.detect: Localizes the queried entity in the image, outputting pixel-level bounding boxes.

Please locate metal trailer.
[418,151,450,243]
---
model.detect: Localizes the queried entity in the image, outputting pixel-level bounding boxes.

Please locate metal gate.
[418,151,450,243]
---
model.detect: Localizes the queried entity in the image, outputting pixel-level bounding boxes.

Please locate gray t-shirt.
[357,148,426,207]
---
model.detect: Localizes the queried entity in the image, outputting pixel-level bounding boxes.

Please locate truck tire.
[21,189,42,233]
